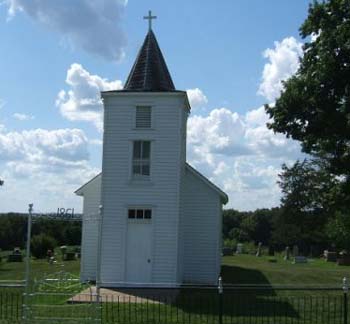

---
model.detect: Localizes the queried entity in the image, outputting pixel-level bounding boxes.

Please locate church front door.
[125,222,153,284]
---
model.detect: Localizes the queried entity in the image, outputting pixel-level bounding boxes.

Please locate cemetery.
[1,0,350,322]
[1,246,350,323]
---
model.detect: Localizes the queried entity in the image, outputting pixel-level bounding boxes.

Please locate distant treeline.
[223,207,339,256]
[0,213,81,251]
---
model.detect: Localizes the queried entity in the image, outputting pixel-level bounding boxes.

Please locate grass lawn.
[0,258,80,282]
[1,254,350,323]
[0,247,80,283]
[1,253,349,286]
[222,254,350,287]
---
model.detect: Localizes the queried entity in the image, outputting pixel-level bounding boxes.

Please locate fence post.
[344,277,348,324]
[218,276,223,324]
[23,203,33,323]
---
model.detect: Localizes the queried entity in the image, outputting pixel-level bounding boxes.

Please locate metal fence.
[0,289,23,323]
[0,285,349,324]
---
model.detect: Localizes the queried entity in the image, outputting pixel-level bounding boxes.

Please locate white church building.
[75,16,228,287]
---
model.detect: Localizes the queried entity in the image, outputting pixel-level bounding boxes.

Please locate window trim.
[131,140,152,180]
[127,207,153,222]
[131,140,152,179]
[135,106,152,129]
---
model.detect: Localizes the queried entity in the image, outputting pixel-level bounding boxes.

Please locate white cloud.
[258,37,303,101]
[245,106,269,127]
[89,138,103,146]
[187,93,303,210]
[4,0,127,61]
[187,88,208,109]
[56,63,122,131]
[0,128,89,163]
[0,126,99,212]
[13,113,34,121]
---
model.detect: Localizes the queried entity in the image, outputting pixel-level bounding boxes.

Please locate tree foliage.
[265,0,350,252]
[31,234,57,259]
[266,0,350,176]
[0,213,81,251]
[274,159,342,251]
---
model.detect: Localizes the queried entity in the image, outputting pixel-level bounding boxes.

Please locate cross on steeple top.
[144,10,157,31]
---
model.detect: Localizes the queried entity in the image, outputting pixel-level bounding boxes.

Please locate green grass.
[1,254,350,323]
[222,254,350,287]
[0,256,80,282]
[2,253,349,286]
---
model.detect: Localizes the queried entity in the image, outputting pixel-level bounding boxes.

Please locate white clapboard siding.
[182,166,222,284]
[176,107,188,283]
[76,174,101,282]
[100,92,189,285]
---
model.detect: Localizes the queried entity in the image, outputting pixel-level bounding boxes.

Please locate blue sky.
[0,0,311,212]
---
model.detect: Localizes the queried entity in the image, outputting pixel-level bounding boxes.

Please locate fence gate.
[23,271,101,324]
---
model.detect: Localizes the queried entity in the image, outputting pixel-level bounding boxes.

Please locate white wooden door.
[126,222,152,283]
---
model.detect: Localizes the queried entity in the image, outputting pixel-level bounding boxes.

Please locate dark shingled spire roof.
[124,30,175,91]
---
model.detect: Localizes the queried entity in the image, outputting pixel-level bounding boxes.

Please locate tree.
[274,159,341,251]
[31,234,57,259]
[266,0,350,177]
[326,211,350,250]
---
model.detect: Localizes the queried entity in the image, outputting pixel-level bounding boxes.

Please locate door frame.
[123,205,156,284]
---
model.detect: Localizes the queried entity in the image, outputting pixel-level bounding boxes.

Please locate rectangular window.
[128,208,152,220]
[136,106,151,129]
[132,141,150,177]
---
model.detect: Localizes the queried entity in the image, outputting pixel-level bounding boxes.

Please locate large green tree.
[266,0,350,177]
[273,159,340,250]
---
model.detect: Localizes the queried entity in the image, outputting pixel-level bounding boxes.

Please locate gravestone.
[60,245,67,255]
[256,242,262,257]
[284,246,290,261]
[63,252,76,261]
[338,251,350,266]
[293,256,308,264]
[236,243,243,254]
[325,251,337,262]
[293,245,299,257]
[222,247,234,256]
[7,247,22,262]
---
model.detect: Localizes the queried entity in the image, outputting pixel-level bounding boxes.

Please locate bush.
[31,234,57,259]
[223,238,237,250]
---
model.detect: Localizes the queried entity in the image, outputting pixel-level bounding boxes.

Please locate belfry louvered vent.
[136,106,152,128]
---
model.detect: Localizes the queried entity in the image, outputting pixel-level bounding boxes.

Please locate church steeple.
[124,12,175,92]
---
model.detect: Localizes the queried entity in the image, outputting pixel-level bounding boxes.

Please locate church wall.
[100,93,186,285]
[176,107,188,282]
[80,175,101,282]
[182,168,222,284]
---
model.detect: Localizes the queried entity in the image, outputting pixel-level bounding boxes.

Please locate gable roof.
[74,172,101,196]
[123,30,176,92]
[186,163,229,205]
[74,165,228,205]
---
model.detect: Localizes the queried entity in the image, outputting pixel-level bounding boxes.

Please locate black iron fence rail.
[0,286,349,323]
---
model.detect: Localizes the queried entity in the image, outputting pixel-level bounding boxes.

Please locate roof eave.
[74,172,102,196]
[186,163,228,205]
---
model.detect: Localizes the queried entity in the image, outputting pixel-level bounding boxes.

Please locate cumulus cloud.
[0,128,89,163]
[0,126,99,212]
[4,0,127,61]
[56,63,122,131]
[258,37,303,101]
[187,95,303,210]
[187,88,208,109]
[13,113,34,121]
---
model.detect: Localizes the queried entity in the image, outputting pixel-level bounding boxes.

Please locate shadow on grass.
[221,264,270,284]
[102,265,299,319]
